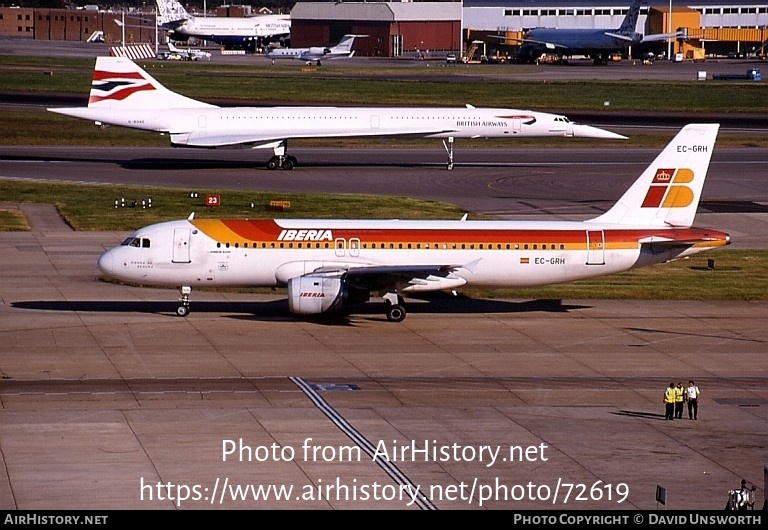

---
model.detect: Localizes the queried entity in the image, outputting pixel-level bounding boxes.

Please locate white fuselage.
[97,218,727,291]
[61,107,617,148]
[170,15,290,40]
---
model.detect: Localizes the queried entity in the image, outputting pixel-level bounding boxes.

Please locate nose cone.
[573,124,628,140]
[97,249,115,276]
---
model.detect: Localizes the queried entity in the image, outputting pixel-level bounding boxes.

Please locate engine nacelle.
[287,275,369,315]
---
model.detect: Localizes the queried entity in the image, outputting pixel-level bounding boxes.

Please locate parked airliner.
[156,0,290,51]
[96,124,729,322]
[48,57,625,170]
[506,0,680,65]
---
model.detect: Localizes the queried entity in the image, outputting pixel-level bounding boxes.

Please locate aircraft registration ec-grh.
[47,56,626,171]
[96,124,729,322]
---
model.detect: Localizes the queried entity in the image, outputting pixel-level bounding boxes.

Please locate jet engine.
[287,275,369,315]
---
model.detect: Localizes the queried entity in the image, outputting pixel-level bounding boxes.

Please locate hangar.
[287,1,767,60]
[288,1,462,57]
[0,1,766,60]
[462,1,768,61]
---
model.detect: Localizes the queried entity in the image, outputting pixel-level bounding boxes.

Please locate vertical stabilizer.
[333,35,359,54]
[616,0,642,36]
[87,57,215,110]
[586,124,719,227]
[156,0,192,26]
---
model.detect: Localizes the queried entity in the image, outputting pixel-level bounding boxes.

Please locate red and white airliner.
[96,124,729,322]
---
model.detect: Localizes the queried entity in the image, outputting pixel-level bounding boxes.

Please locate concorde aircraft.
[47,57,625,170]
[96,124,729,322]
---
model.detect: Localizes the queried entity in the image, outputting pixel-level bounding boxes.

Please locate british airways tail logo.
[642,168,695,208]
[88,70,155,105]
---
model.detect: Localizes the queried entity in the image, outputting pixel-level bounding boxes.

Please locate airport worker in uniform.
[664,383,676,420]
[674,382,685,419]
[686,380,700,420]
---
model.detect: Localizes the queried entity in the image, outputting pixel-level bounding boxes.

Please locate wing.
[169,127,460,148]
[493,35,567,50]
[310,263,474,293]
[641,31,685,43]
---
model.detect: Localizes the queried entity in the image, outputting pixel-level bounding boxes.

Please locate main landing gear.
[383,292,407,322]
[265,140,297,170]
[442,136,455,170]
[266,155,297,170]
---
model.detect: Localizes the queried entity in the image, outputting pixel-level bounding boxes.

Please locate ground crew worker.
[664,382,676,420]
[674,381,685,419]
[686,380,700,420]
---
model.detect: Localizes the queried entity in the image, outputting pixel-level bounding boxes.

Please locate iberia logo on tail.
[641,168,695,208]
[88,70,155,105]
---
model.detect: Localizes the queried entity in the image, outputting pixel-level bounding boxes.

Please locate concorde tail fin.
[85,56,214,110]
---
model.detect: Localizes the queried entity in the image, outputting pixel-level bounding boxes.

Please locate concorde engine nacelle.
[287,275,370,315]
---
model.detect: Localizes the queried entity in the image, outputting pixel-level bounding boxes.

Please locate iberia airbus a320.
[96,124,729,322]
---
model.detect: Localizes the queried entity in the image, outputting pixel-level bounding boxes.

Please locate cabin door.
[172,228,191,263]
[586,230,605,265]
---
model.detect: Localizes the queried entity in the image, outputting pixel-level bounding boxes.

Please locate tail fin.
[333,35,357,53]
[586,124,719,228]
[333,34,367,54]
[86,56,214,110]
[156,0,191,26]
[616,0,642,36]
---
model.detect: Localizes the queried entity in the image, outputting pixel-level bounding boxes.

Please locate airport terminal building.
[0,1,766,59]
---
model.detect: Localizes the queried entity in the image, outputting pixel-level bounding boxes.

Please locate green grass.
[0,208,29,231]
[0,180,466,231]
[3,55,768,112]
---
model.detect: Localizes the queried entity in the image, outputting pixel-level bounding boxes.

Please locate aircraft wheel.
[282,156,296,170]
[386,303,406,323]
[267,156,280,170]
[176,305,190,317]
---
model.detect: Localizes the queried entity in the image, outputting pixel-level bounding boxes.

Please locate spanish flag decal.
[641,168,695,208]
[520,257,530,264]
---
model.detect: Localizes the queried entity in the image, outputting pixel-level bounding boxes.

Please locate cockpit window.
[120,237,150,248]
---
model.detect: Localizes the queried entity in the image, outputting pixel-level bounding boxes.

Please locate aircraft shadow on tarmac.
[119,157,450,170]
[11,297,591,326]
[612,410,668,421]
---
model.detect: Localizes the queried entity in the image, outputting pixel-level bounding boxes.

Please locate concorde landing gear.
[266,155,297,170]
[265,140,297,170]
[176,286,191,317]
[383,292,407,322]
[442,136,455,170]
